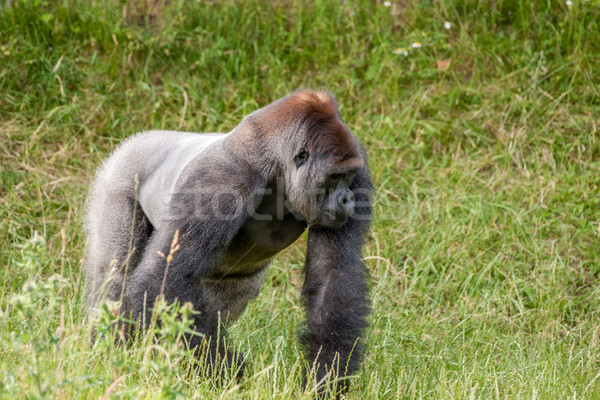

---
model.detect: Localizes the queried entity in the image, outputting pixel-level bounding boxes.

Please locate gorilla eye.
[329,173,345,181]
[294,148,309,167]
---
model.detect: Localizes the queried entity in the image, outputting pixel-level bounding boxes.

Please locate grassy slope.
[1,0,599,398]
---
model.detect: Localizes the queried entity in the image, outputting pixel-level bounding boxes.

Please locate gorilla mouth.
[315,210,349,228]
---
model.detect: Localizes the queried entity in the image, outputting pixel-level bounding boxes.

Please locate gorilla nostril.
[337,190,355,212]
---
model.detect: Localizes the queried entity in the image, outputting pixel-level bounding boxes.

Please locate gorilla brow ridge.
[290,89,361,162]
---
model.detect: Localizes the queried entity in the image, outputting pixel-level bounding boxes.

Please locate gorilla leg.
[84,186,153,308]
[120,208,267,375]
[200,266,268,324]
[191,268,268,376]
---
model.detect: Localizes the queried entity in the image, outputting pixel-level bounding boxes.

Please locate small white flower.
[27,231,45,246]
[444,21,452,30]
[411,42,422,49]
[393,47,408,56]
[48,274,65,287]
[11,294,30,307]
[383,1,391,6]
[566,0,572,6]
[22,281,38,293]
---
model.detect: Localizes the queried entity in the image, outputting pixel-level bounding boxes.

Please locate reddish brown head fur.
[287,90,362,165]
[250,89,362,166]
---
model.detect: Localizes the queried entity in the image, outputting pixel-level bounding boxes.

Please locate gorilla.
[84,89,372,395]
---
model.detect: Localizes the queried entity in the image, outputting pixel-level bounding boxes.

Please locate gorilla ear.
[294,147,309,168]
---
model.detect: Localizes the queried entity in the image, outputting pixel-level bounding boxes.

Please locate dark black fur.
[300,167,372,395]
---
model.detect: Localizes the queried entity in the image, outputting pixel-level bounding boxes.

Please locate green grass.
[1,0,600,398]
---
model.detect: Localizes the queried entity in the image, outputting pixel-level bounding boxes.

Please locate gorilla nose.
[337,189,355,215]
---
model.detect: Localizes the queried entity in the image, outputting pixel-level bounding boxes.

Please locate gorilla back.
[84,89,373,395]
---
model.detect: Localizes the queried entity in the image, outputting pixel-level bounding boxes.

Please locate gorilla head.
[247,90,365,228]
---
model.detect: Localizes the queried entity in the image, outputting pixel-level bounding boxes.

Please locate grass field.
[1,0,600,398]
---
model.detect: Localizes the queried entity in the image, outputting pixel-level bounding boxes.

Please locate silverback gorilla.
[84,89,372,395]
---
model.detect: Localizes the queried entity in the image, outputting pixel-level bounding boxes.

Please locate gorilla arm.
[300,166,373,394]
[122,155,267,354]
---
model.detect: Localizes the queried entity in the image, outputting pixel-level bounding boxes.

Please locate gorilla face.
[261,89,365,229]
[314,168,359,227]
[287,146,363,228]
